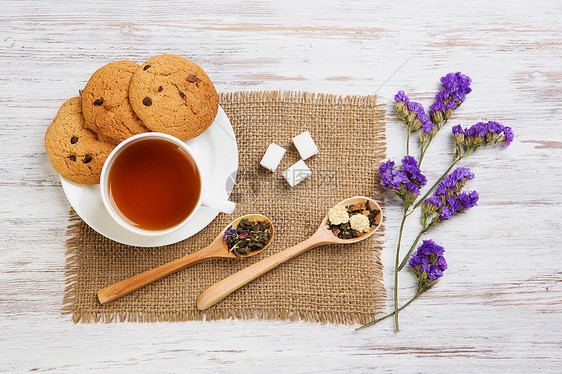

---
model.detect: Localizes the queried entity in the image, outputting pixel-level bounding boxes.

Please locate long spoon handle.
[197,233,327,310]
[98,246,215,304]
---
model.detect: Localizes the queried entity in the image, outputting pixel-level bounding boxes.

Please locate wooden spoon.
[197,196,382,310]
[97,214,274,304]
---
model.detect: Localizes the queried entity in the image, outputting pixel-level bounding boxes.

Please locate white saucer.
[60,106,238,247]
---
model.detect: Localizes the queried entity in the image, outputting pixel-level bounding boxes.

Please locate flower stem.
[393,207,408,332]
[406,129,411,156]
[356,291,422,331]
[419,136,433,166]
[419,148,426,165]
[397,229,427,271]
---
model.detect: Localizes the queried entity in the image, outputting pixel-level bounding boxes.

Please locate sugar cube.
[282,159,312,187]
[260,143,286,172]
[292,131,318,160]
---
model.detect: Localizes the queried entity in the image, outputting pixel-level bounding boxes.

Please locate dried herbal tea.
[328,200,380,239]
[223,218,272,259]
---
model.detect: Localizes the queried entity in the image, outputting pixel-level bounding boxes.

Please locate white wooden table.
[1,1,561,372]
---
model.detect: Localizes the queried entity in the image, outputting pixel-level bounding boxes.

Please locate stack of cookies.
[45,54,219,184]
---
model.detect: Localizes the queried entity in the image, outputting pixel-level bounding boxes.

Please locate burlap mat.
[63,91,387,324]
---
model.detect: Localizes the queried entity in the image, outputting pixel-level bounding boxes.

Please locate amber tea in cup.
[107,137,201,231]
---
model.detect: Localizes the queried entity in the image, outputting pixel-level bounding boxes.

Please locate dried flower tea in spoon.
[223,218,272,259]
[327,200,381,239]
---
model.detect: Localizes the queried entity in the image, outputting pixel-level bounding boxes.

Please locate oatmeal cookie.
[45,97,115,184]
[128,54,218,140]
[82,60,149,144]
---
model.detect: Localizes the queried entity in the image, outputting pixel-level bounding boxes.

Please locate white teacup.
[100,132,235,237]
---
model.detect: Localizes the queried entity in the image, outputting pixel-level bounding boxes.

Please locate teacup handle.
[202,194,236,214]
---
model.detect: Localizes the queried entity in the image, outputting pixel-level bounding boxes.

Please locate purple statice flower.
[408,254,429,268]
[407,101,433,133]
[485,121,504,134]
[503,126,514,148]
[458,190,479,210]
[390,172,409,189]
[451,124,465,146]
[446,199,474,219]
[446,195,462,214]
[428,265,443,280]
[394,90,432,133]
[417,239,445,256]
[425,195,443,208]
[438,190,478,222]
[409,239,447,285]
[395,90,411,122]
[453,121,514,154]
[421,118,433,133]
[406,183,420,195]
[394,90,410,104]
[379,159,395,174]
[440,206,453,220]
[379,160,409,190]
[379,157,427,205]
[475,122,487,137]
[432,89,464,112]
[430,72,472,127]
[223,226,238,241]
[421,195,443,227]
[401,156,427,186]
[400,156,419,173]
[440,72,472,93]
[452,124,464,135]
[435,167,475,196]
[406,101,422,113]
[435,256,448,271]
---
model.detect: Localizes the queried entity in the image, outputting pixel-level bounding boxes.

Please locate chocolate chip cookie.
[128,54,219,140]
[45,97,115,184]
[82,60,149,144]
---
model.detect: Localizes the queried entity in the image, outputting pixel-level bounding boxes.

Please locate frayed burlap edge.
[62,90,387,324]
[219,90,384,107]
[62,212,81,322]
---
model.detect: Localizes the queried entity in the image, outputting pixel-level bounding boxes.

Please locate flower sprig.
[422,167,478,228]
[379,156,427,206]
[452,121,514,159]
[430,72,472,128]
[357,240,447,331]
[408,240,448,285]
[358,72,513,332]
[394,72,473,165]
